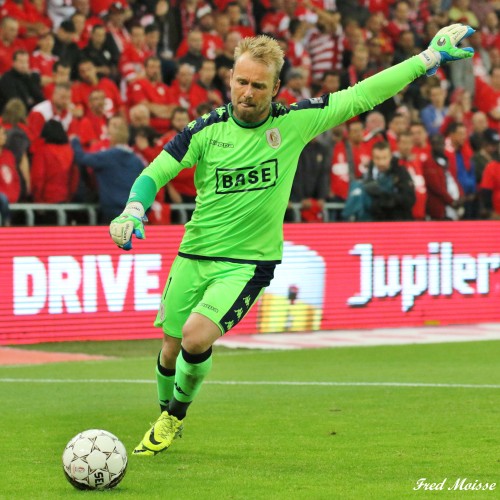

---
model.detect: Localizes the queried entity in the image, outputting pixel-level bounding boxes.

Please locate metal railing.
[5,201,346,226]
[9,203,99,226]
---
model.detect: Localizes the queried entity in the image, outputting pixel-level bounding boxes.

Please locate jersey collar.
[228,103,271,129]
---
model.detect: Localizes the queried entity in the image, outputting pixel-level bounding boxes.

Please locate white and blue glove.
[109,202,147,251]
[419,23,475,76]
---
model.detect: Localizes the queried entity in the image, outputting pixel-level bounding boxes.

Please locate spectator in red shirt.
[480,139,500,219]
[287,18,312,78]
[105,1,130,54]
[196,5,224,60]
[440,88,474,136]
[78,88,108,150]
[161,107,197,210]
[0,17,25,75]
[0,124,20,225]
[362,0,395,17]
[259,0,287,36]
[42,60,71,100]
[1,97,31,199]
[0,0,51,42]
[386,113,409,151]
[314,70,340,97]
[128,103,160,164]
[340,44,372,90]
[395,131,427,220]
[276,67,310,107]
[330,120,366,204]
[30,32,58,88]
[127,55,175,134]
[196,58,224,108]
[119,24,154,84]
[31,118,77,204]
[177,0,208,39]
[225,1,255,38]
[214,30,240,79]
[27,82,79,151]
[481,11,500,52]
[385,1,413,45]
[410,121,431,164]
[72,0,103,47]
[365,12,394,55]
[169,63,210,119]
[90,0,128,17]
[307,10,345,83]
[71,12,89,49]
[361,110,386,165]
[474,67,500,130]
[72,58,124,118]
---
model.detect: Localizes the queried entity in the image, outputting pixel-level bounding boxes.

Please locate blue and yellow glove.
[109,202,147,251]
[419,23,475,76]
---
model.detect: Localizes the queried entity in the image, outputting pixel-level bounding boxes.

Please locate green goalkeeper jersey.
[129,56,425,263]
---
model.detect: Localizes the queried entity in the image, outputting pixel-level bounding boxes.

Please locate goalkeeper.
[109,24,475,456]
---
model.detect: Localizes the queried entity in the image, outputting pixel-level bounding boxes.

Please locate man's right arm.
[127,150,186,210]
[110,141,196,251]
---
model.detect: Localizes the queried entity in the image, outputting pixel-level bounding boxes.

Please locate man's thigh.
[154,257,275,337]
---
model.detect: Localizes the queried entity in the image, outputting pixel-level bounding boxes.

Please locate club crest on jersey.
[266,128,281,149]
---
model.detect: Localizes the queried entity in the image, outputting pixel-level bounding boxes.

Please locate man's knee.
[181,314,220,354]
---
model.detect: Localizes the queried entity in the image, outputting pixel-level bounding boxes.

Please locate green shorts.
[154,255,276,338]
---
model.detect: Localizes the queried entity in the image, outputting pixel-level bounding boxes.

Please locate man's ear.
[272,79,281,97]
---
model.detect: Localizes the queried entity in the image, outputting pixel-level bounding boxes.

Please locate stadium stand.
[0,0,499,226]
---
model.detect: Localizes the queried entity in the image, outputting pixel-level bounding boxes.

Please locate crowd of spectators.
[0,0,499,226]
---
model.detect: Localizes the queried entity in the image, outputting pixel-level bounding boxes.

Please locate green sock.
[156,352,175,411]
[173,347,213,404]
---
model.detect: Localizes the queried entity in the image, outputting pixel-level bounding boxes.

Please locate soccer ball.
[62,429,128,490]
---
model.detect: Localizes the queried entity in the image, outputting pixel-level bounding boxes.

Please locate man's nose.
[242,85,253,98]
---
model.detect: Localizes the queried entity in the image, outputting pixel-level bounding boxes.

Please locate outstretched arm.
[295,24,475,142]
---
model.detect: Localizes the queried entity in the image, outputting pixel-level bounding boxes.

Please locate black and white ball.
[62,429,127,490]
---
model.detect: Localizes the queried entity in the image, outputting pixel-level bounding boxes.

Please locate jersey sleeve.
[291,56,426,143]
[128,124,202,209]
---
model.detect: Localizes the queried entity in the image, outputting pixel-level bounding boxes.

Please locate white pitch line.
[0,378,499,389]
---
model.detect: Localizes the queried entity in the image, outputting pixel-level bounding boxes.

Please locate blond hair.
[234,35,285,83]
[2,98,27,124]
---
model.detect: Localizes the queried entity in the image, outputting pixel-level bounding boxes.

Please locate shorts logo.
[266,128,281,149]
[215,159,278,194]
[199,302,219,313]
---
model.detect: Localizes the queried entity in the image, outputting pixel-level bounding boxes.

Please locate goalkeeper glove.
[419,23,475,76]
[109,201,147,251]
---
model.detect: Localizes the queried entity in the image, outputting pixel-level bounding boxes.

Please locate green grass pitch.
[1,339,499,499]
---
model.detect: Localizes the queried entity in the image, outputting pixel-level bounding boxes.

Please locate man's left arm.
[295,24,475,142]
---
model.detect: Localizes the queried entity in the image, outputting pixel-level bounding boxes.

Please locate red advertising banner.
[1,222,499,344]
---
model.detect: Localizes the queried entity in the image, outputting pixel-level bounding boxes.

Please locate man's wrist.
[123,201,145,219]
[419,48,441,71]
